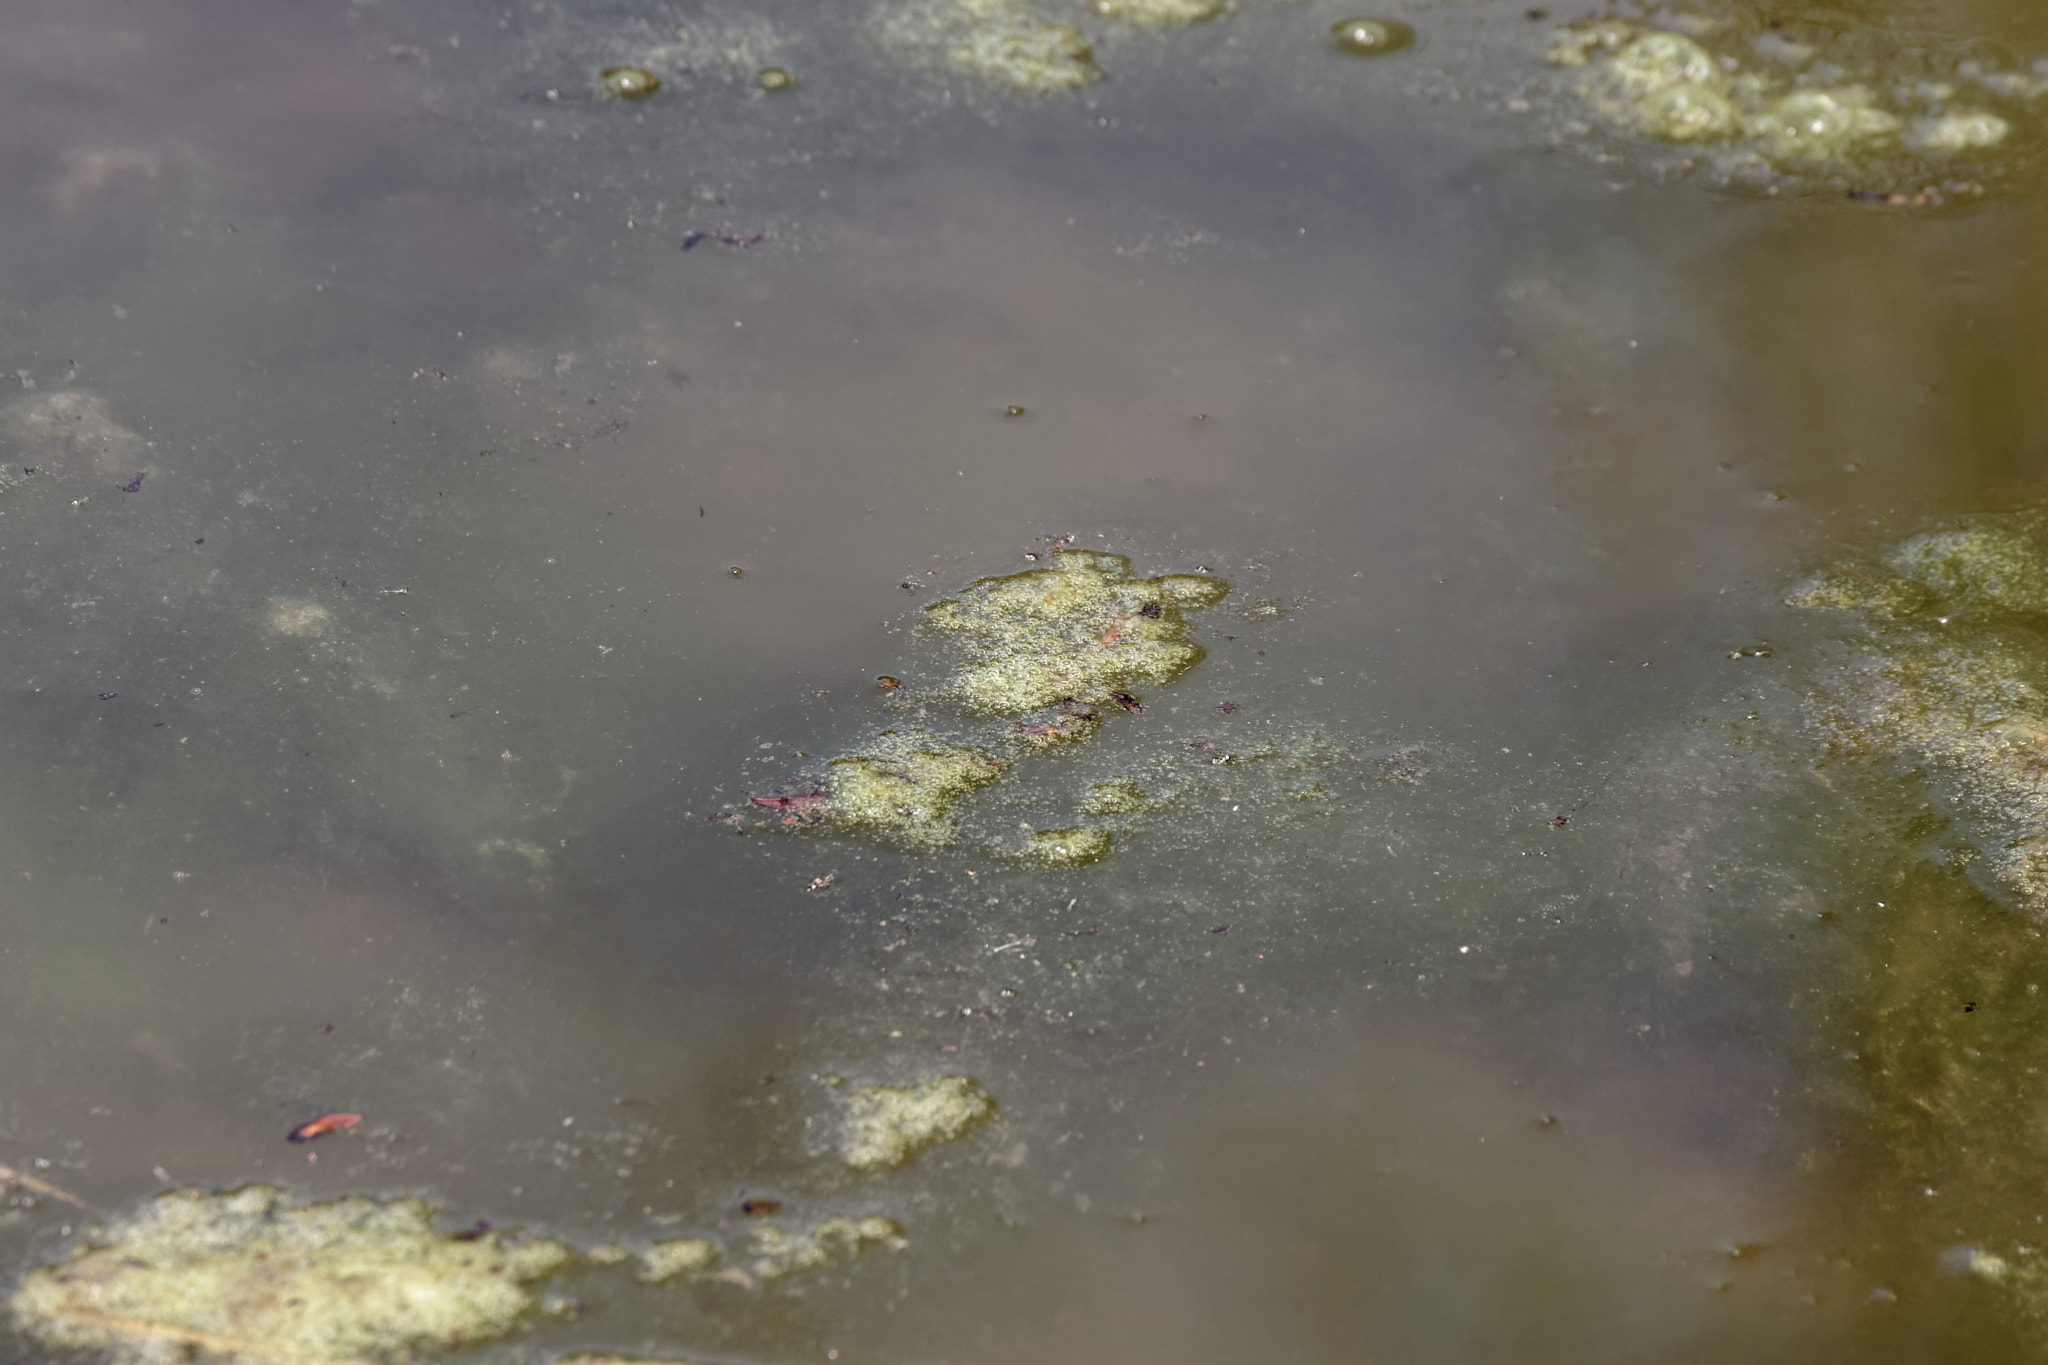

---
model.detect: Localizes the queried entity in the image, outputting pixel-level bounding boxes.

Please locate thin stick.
[0,1163,94,1212]
[46,1308,363,1362]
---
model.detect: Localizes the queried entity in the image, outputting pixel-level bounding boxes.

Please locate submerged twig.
[0,1162,94,1212]
[47,1308,364,1363]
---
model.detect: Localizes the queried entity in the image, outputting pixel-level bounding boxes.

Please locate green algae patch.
[1793,518,2048,914]
[870,0,1102,92]
[824,734,1005,849]
[1008,825,1114,868]
[1784,563,1938,619]
[1543,9,2042,198]
[837,1075,996,1171]
[637,1237,717,1283]
[923,550,1229,715]
[1883,527,2048,617]
[1093,0,1226,24]
[744,1216,906,1283]
[1081,778,1146,816]
[730,549,1236,862]
[10,1184,571,1364]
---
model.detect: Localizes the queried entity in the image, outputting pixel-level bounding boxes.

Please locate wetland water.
[9,0,2048,1360]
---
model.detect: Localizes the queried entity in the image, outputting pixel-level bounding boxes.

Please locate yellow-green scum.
[871,0,1101,93]
[637,1237,718,1283]
[1793,520,2048,913]
[1009,825,1115,868]
[837,1075,997,1170]
[745,1217,905,1282]
[824,734,1006,848]
[11,1185,572,1364]
[922,549,1229,715]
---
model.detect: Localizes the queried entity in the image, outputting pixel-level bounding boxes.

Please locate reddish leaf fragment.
[287,1112,361,1143]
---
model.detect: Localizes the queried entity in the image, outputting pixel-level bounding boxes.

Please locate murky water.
[11,0,2048,1360]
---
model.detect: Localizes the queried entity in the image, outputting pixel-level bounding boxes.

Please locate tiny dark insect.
[1965,1001,1979,1013]
[98,692,117,701]
[698,506,705,517]
[1210,925,1229,935]
[1108,691,1143,714]
[762,1074,776,1085]
[451,1220,493,1241]
[1549,815,1568,828]
[21,467,34,474]
[1069,926,1099,937]
[314,1023,334,1033]
[1216,701,1239,713]
[681,230,709,249]
[119,473,145,493]
[740,1198,782,1217]
[1138,602,1163,619]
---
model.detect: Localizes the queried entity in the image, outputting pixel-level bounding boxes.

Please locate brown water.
[8,0,2048,1360]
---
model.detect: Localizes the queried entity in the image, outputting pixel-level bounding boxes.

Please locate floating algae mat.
[1542,5,2048,199]
[8,1151,956,1360]
[920,549,1229,715]
[1790,518,2048,915]
[833,1075,997,1172]
[10,1184,574,1363]
[735,550,1250,862]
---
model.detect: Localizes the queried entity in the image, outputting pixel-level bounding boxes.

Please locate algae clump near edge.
[1792,518,2048,915]
[11,1184,572,1364]
[837,1075,997,1170]
[922,548,1229,715]
[825,734,1006,849]
[870,0,1101,92]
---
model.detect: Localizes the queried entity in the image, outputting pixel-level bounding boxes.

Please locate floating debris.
[837,1075,997,1170]
[0,1161,92,1211]
[1329,17,1415,56]
[756,66,794,90]
[11,1185,573,1364]
[1015,708,1103,748]
[598,65,661,100]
